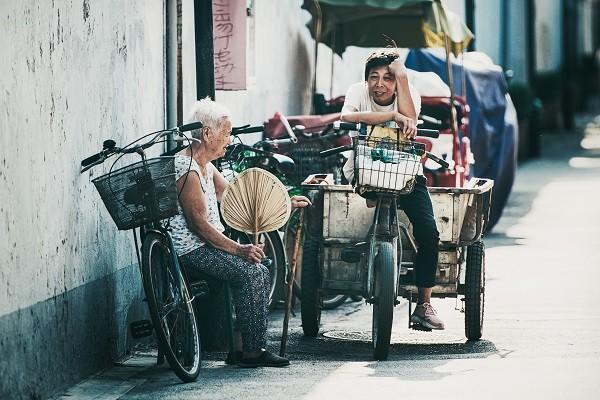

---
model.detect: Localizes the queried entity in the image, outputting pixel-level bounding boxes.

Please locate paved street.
[55,110,600,400]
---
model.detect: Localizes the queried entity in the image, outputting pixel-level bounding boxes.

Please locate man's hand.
[394,112,417,139]
[291,195,312,209]
[237,243,265,264]
[388,58,408,78]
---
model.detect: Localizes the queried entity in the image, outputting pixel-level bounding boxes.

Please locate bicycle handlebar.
[333,121,440,139]
[178,121,204,133]
[319,145,352,158]
[319,145,449,169]
[424,151,450,169]
[80,121,204,172]
[232,125,264,135]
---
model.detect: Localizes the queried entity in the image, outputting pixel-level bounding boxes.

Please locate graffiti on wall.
[213,0,246,90]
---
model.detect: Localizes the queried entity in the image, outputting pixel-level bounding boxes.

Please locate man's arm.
[389,59,417,119]
[340,83,398,124]
[340,110,397,125]
[389,59,418,137]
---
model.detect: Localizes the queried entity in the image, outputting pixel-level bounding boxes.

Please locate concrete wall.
[0,1,165,398]
[535,0,563,73]
[214,0,315,126]
[506,0,529,83]
[473,0,503,65]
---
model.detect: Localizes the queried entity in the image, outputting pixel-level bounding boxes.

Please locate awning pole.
[444,33,462,186]
[311,0,322,113]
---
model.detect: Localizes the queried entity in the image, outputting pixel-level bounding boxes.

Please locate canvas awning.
[302,0,473,56]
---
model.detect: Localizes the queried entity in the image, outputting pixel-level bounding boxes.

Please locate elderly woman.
[171,97,309,368]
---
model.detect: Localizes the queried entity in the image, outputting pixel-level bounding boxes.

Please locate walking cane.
[280,208,304,357]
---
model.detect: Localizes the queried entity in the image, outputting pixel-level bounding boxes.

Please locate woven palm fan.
[220,167,291,242]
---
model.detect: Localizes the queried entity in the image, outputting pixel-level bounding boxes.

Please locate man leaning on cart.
[340,49,444,330]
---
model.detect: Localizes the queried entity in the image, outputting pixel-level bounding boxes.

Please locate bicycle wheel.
[464,240,485,340]
[235,230,285,306]
[141,232,201,382]
[283,215,345,310]
[300,238,322,337]
[372,241,395,361]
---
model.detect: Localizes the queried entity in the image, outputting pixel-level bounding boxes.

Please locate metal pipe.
[194,0,216,100]
[465,0,475,51]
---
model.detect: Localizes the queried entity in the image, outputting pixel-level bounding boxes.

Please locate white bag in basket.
[343,145,422,191]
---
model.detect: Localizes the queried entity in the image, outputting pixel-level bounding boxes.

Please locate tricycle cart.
[299,124,493,360]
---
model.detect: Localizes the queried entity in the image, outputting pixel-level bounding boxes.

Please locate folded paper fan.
[220,167,291,235]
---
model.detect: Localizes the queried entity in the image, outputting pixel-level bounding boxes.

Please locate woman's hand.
[291,195,312,209]
[237,243,265,264]
[393,112,417,139]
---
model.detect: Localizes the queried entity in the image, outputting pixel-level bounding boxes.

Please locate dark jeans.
[397,175,439,288]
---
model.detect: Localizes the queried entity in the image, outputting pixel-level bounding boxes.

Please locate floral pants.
[180,245,270,352]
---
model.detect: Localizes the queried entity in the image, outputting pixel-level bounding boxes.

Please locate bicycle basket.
[352,136,425,195]
[92,157,178,230]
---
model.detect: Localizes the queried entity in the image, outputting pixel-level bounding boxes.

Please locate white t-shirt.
[341,81,423,181]
[170,155,225,256]
[341,81,422,125]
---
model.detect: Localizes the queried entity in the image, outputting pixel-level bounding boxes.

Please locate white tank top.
[170,155,225,256]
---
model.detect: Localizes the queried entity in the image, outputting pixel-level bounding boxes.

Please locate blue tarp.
[406,49,518,231]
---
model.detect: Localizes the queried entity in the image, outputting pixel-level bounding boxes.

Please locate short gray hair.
[186,97,232,139]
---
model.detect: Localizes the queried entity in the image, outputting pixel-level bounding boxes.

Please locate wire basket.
[352,135,425,195]
[92,157,178,230]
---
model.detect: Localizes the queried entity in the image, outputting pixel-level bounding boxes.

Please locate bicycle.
[80,122,204,382]
[303,122,449,360]
[218,118,351,309]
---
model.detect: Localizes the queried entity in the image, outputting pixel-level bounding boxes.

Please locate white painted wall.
[0,0,165,316]
[214,0,315,126]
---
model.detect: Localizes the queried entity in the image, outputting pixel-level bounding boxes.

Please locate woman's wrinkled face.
[205,118,232,160]
[367,65,396,106]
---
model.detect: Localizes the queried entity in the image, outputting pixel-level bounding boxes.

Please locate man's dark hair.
[364,50,400,81]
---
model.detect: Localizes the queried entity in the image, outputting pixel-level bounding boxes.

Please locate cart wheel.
[372,242,395,360]
[465,240,485,340]
[300,238,322,337]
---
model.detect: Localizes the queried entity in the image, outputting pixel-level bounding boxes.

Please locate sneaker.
[238,350,290,368]
[410,302,445,330]
[225,351,243,365]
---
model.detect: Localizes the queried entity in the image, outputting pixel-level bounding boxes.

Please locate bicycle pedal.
[130,320,153,338]
[410,322,432,332]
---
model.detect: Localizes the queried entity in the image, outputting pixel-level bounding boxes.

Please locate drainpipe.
[166,0,178,132]
[194,0,216,100]
[501,0,509,71]
[526,0,536,84]
[561,0,576,130]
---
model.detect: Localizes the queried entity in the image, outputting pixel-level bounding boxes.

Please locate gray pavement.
[54,106,600,400]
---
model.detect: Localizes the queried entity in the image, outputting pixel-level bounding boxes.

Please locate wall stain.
[83,0,90,21]
[117,33,127,60]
